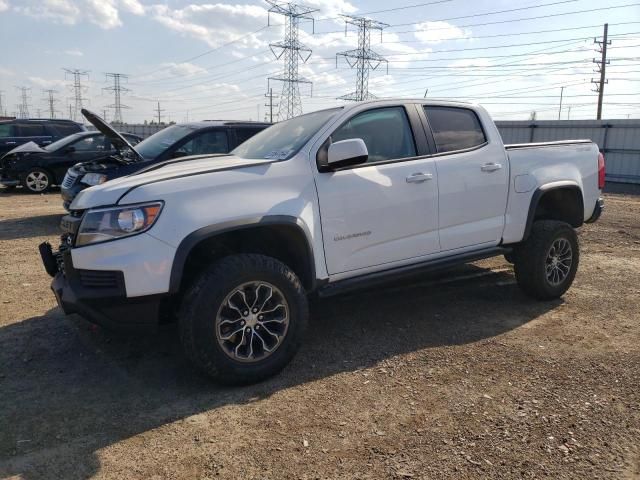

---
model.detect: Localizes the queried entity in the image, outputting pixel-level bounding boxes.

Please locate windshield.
[232,108,342,160]
[134,125,198,159]
[44,133,85,152]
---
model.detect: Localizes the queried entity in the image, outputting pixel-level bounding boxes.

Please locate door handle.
[481,163,502,172]
[406,172,433,183]
[6,141,16,145]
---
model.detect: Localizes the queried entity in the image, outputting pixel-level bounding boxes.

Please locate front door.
[314,105,440,275]
[422,105,509,251]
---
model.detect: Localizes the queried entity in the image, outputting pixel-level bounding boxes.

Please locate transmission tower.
[0,91,5,117]
[591,23,610,120]
[104,73,131,124]
[64,68,90,122]
[336,15,389,101]
[266,1,318,121]
[15,86,31,118]
[43,89,59,119]
[154,101,165,124]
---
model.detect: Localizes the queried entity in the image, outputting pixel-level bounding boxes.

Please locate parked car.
[0,118,85,157]
[39,99,605,385]
[0,131,142,193]
[60,109,270,209]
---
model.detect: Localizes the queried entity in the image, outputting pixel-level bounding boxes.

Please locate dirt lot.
[0,187,638,480]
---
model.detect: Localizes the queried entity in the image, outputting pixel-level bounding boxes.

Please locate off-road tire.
[513,220,579,300]
[22,168,52,193]
[179,254,308,385]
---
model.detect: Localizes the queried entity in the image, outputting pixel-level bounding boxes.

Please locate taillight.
[597,152,605,190]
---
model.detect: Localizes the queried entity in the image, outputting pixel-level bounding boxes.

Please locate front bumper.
[585,197,604,223]
[61,183,86,211]
[39,242,165,330]
[0,172,19,187]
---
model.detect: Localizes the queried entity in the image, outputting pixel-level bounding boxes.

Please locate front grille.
[78,270,122,289]
[62,170,79,189]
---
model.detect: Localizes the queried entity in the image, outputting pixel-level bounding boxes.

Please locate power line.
[267,1,318,121]
[63,68,90,122]
[104,73,130,124]
[336,15,389,101]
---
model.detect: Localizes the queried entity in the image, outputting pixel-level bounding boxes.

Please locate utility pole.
[424,89,428,98]
[15,86,31,118]
[68,105,73,120]
[64,69,90,122]
[0,91,5,117]
[104,73,130,124]
[43,89,58,119]
[336,15,389,101]
[102,109,108,122]
[558,86,564,120]
[591,23,610,120]
[267,1,318,121]
[264,87,278,123]
[154,101,165,124]
[567,106,572,120]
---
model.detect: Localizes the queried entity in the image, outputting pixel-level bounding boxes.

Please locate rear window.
[423,106,486,153]
[17,123,47,137]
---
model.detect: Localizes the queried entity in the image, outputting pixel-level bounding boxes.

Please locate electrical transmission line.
[104,73,131,124]
[266,1,318,121]
[592,23,610,120]
[336,15,389,101]
[43,89,59,119]
[15,86,31,119]
[64,68,89,122]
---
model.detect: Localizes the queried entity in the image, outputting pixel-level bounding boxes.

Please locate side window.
[0,124,14,138]
[235,128,264,146]
[50,123,83,137]
[423,106,486,153]
[175,130,229,156]
[331,107,416,163]
[71,135,105,152]
[17,123,47,137]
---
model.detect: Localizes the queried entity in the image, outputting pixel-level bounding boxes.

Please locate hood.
[70,154,276,210]
[3,141,47,157]
[81,108,142,161]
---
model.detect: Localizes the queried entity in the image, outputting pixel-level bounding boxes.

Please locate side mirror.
[324,138,368,171]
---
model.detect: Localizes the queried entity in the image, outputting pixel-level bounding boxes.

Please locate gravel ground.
[0,187,638,480]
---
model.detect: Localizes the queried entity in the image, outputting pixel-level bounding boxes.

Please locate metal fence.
[94,119,640,184]
[496,120,640,184]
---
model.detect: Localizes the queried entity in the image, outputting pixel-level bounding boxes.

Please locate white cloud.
[0,66,14,76]
[161,62,208,77]
[64,48,84,56]
[413,21,470,44]
[0,0,9,12]
[28,76,67,88]
[13,0,144,29]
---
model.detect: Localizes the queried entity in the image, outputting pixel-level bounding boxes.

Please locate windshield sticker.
[264,150,292,160]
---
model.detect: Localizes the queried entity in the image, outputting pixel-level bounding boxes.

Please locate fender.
[523,182,584,241]
[168,215,316,294]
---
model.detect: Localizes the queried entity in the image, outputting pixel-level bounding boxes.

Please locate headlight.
[76,202,163,246]
[82,173,108,186]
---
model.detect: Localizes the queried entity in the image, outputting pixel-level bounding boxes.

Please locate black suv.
[0,119,85,157]
[61,109,270,210]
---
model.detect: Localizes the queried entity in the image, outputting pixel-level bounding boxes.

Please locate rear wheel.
[513,220,579,300]
[179,254,308,385]
[22,168,52,193]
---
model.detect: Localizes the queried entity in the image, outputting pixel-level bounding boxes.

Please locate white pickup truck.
[40,99,605,384]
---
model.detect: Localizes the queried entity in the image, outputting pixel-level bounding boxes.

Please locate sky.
[0,0,638,124]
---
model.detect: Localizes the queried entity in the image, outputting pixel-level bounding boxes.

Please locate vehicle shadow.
[0,214,62,240]
[0,265,560,479]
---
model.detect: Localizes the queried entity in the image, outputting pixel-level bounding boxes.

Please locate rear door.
[421,105,509,251]
[16,122,53,148]
[51,134,107,179]
[0,123,17,156]
[314,104,440,275]
[233,127,266,148]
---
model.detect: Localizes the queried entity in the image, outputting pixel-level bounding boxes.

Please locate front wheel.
[179,254,308,385]
[22,168,52,193]
[513,220,579,300]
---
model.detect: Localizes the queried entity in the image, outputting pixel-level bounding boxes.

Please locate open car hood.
[81,108,142,161]
[4,141,47,157]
